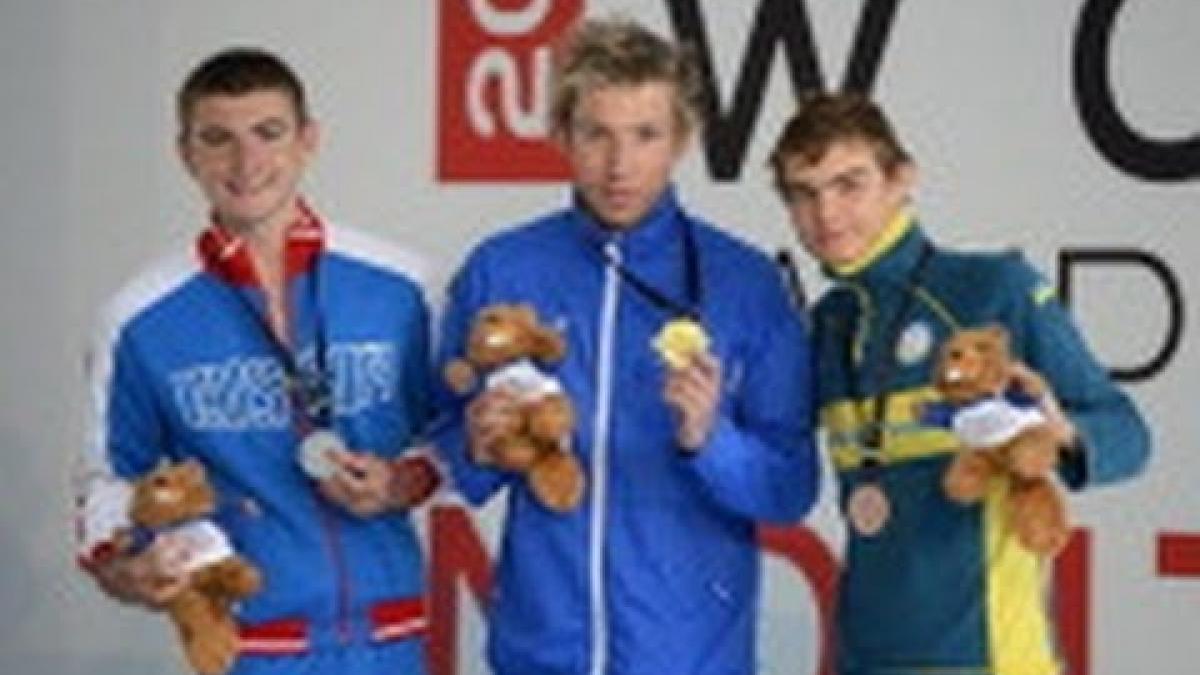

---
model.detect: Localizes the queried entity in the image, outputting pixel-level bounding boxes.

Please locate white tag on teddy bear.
[485,358,560,402]
[154,520,236,574]
[953,397,1047,448]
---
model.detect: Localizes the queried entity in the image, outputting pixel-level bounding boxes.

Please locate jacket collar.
[196,199,325,286]
[569,185,685,261]
[825,212,931,287]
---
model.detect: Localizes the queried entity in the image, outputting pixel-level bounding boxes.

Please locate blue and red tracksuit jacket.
[76,208,432,673]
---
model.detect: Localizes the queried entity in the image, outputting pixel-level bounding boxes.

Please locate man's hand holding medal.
[299,427,438,517]
[309,446,440,517]
[656,318,721,453]
[289,364,439,517]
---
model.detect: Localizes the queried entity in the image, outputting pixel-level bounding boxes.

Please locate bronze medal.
[846,482,891,536]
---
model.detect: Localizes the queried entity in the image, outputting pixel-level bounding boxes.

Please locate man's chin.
[596,211,643,230]
[819,250,856,267]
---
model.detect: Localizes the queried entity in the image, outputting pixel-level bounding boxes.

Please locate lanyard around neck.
[222,260,332,429]
[851,241,934,461]
[601,212,703,320]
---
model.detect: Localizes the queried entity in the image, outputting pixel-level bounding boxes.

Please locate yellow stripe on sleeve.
[1033,282,1057,306]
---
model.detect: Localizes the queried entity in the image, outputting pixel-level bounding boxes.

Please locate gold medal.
[846,482,891,536]
[653,318,710,370]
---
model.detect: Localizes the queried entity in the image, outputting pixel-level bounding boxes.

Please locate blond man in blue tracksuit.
[431,18,820,675]
[770,91,1151,674]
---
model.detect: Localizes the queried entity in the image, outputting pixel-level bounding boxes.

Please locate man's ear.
[177,136,197,178]
[889,160,918,201]
[672,119,695,159]
[298,118,321,160]
[552,126,581,166]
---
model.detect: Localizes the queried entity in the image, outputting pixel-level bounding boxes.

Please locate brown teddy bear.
[444,303,583,512]
[924,325,1070,556]
[120,460,262,675]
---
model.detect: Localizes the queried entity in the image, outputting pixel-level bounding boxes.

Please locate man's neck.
[226,214,292,341]
[242,222,286,280]
[219,205,295,287]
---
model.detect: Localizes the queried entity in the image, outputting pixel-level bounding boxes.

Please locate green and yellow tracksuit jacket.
[814,216,1150,675]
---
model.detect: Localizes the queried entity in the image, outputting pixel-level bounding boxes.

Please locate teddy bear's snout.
[152,487,183,505]
[485,332,513,348]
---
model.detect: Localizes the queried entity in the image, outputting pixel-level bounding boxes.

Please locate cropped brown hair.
[176,48,309,139]
[769,91,911,191]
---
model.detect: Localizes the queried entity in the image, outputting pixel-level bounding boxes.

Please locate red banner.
[437,0,581,181]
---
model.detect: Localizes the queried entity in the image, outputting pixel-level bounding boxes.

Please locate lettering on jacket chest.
[168,342,397,431]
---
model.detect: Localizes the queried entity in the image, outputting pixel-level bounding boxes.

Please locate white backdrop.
[1,1,1195,673]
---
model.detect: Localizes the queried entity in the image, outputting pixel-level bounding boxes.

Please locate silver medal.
[298,429,346,479]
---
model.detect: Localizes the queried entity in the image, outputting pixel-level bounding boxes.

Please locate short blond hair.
[550,17,704,137]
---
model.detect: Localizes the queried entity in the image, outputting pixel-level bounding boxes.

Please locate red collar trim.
[196,200,325,286]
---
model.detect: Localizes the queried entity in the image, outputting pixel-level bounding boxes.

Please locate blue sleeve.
[685,283,820,524]
[393,284,434,458]
[428,247,513,505]
[1009,257,1151,489]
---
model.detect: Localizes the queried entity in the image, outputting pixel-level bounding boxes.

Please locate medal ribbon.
[231,276,331,431]
[600,212,703,320]
[849,241,934,473]
[198,206,333,431]
[775,249,808,311]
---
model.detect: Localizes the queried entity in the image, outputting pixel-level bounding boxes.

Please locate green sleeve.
[1007,255,1151,489]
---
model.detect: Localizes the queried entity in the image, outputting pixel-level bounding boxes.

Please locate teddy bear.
[119,460,262,675]
[923,324,1071,557]
[443,303,583,512]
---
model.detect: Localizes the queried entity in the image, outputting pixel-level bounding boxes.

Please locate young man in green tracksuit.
[769,92,1151,674]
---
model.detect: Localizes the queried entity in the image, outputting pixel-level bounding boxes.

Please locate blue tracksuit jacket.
[432,188,820,675]
[76,218,432,675]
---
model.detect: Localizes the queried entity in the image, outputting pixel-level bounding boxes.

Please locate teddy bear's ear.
[513,304,538,327]
[179,459,206,484]
[982,324,1010,345]
[935,332,962,363]
[980,324,1012,358]
[935,334,953,357]
[533,327,566,362]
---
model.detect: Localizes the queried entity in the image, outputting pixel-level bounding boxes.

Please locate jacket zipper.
[285,277,353,647]
[316,495,353,644]
[589,240,621,675]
